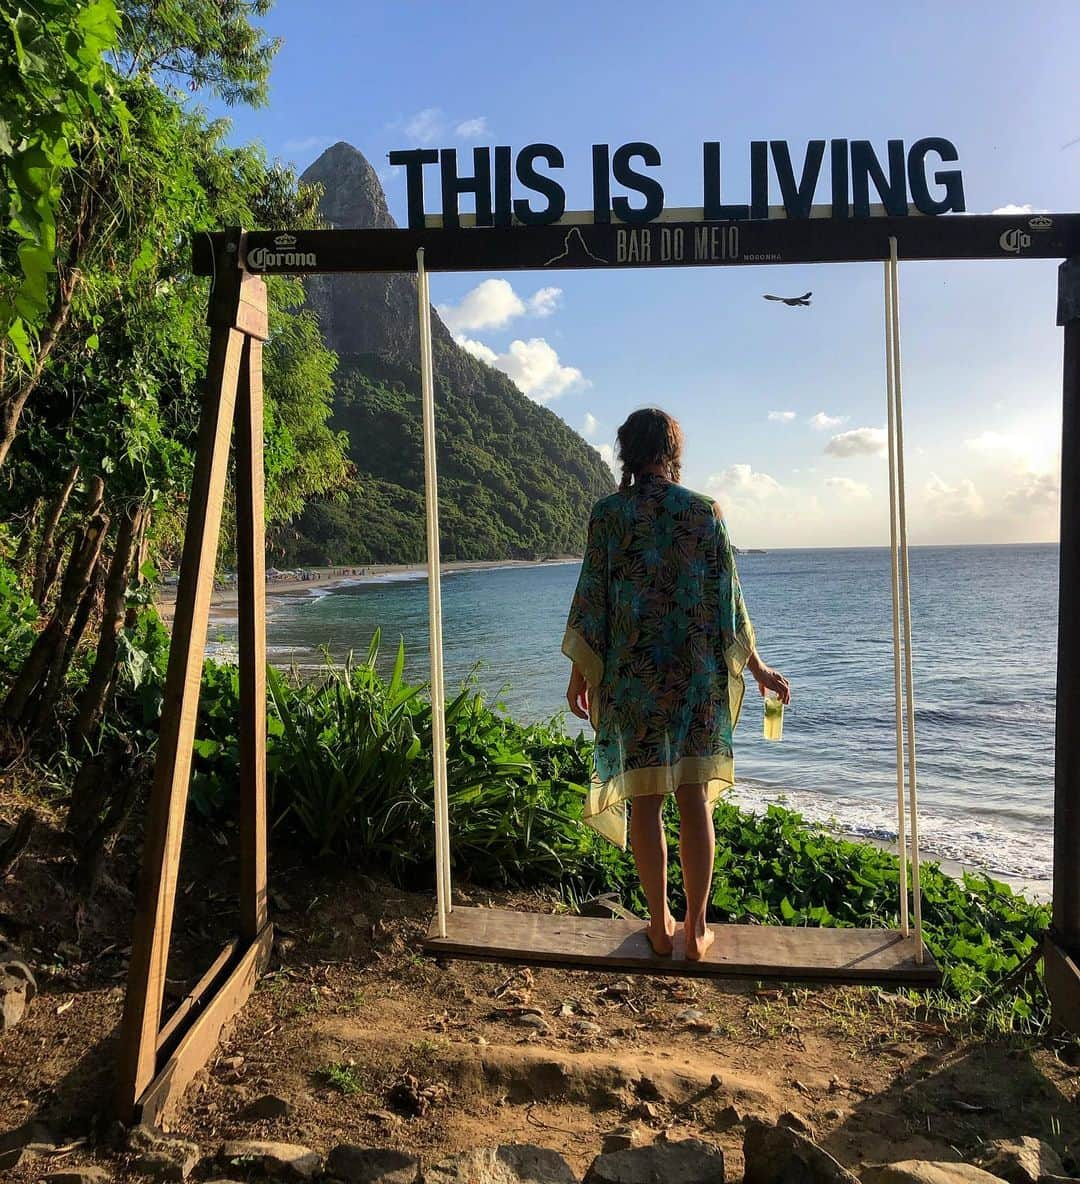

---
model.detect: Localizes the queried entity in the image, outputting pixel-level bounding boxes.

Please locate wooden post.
[1049,256,1080,1033]
[115,230,271,1119]
[236,334,268,940]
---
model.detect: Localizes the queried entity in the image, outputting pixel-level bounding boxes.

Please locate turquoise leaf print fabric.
[561,474,756,847]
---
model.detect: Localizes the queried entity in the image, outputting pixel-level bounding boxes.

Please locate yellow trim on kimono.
[723,620,756,732]
[582,753,738,848]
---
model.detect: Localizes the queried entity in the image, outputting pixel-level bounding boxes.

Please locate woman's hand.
[748,653,791,704]
[566,665,590,720]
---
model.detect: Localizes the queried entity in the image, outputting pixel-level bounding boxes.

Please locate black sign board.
[192,213,1080,277]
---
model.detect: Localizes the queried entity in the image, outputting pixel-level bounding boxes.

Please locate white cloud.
[596,443,616,476]
[495,338,587,402]
[457,333,586,401]
[455,335,498,365]
[966,429,1017,456]
[811,411,848,431]
[454,117,488,139]
[768,410,796,423]
[528,286,562,317]
[704,465,828,545]
[1003,471,1060,514]
[582,412,599,438]
[438,280,564,333]
[825,427,888,458]
[990,203,1047,216]
[438,279,525,332]
[965,425,1059,476]
[825,476,871,499]
[923,474,985,518]
[283,134,333,154]
[707,464,784,501]
[404,107,445,143]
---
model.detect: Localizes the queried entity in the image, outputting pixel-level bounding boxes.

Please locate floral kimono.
[561,474,756,847]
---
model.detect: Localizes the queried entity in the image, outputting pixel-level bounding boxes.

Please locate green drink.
[763,692,784,741]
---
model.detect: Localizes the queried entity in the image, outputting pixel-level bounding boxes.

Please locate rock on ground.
[325,1145,420,1184]
[862,1163,1010,1184]
[239,1094,295,1122]
[0,1119,57,1171]
[584,1138,725,1184]
[779,1112,818,1142]
[425,1144,576,1183]
[126,1125,200,1182]
[974,1139,1066,1184]
[601,1127,641,1155]
[0,968,31,1030]
[744,1119,858,1184]
[46,1170,113,1184]
[0,949,37,1029]
[219,1139,322,1181]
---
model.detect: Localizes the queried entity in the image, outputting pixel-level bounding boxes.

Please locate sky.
[208,0,1080,549]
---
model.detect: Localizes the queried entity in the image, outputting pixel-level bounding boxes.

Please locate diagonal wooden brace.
[115,228,271,1121]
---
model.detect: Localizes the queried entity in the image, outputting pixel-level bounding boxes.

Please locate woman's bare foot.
[646,912,676,956]
[684,921,715,961]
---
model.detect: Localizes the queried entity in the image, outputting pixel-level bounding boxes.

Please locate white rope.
[888,237,925,963]
[417,248,452,937]
[883,258,910,935]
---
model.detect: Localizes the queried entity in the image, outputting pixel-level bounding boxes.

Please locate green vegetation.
[0,0,348,851]
[278,349,614,565]
[314,1061,365,1096]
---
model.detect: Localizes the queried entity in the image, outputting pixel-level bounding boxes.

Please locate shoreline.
[155,556,579,625]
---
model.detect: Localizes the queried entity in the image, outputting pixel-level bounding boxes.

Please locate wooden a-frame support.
[114,229,272,1124]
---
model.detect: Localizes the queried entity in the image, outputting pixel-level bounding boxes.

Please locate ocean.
[209,545,1057,886]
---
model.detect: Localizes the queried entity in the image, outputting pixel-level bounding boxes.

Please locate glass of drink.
[763,690,784,741]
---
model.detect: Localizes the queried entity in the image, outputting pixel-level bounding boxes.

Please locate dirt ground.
[1,781,1078,1181]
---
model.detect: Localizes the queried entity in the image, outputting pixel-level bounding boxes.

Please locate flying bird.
[763,292,812,307]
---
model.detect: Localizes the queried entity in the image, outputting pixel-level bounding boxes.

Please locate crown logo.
[1028,215,1052,231]
[273,233,297,247]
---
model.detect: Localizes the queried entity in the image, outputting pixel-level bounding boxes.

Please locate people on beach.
[562,408,790,960]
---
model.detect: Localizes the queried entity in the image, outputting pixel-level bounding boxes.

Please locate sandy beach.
[154,557,578,625]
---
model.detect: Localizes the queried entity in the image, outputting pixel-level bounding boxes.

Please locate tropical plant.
[0,0,125,363]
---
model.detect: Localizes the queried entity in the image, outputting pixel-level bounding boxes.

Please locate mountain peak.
[301,141,396,231]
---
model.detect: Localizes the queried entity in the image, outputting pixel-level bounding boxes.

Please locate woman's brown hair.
[615,408,684,492]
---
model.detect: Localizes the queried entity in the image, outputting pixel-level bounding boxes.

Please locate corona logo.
[273,233,297,246]
[1029,215,1053,231]
[999,228,1031,254]
[247,245,317,270]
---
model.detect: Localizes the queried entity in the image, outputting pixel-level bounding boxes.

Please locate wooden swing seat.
[423,906,940,986]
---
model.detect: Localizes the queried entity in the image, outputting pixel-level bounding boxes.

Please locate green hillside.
[275,347,614,564]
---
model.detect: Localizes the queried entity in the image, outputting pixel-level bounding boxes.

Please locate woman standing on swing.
[562,408,790,960]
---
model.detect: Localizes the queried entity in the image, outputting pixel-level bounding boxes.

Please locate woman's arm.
[747,651,791,703]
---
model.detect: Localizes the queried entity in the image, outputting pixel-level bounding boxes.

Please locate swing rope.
[886,237,925,963]
[417,249,452,938]
[884,250,910,937]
